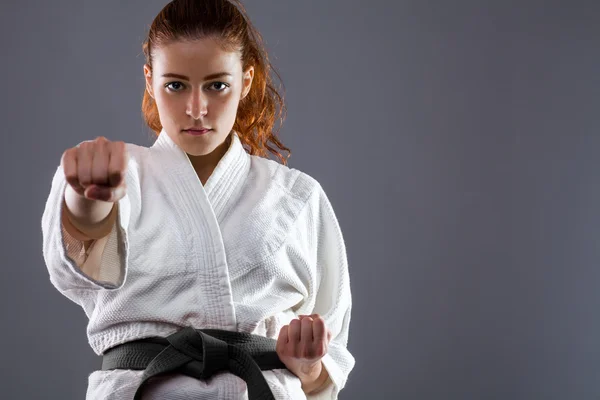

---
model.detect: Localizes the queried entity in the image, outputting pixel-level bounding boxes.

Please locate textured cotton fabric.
[41,131,354,399]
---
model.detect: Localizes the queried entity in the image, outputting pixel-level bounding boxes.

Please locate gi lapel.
[150,129,246,331]
[203,132,251,223]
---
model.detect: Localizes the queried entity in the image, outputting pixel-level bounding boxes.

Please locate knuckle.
[94,140,108,153]
[112,141,126,153]
[63,147,75,158]
[61,152,72,168]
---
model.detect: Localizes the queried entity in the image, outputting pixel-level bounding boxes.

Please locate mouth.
[183,128,212,136]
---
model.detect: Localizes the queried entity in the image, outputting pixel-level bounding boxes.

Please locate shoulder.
[114,142,154,194]
[121,141,159,176]
[249,155,324,206]
[124,142,150,164]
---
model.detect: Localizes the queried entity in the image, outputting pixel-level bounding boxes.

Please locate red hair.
[141,0,290,164]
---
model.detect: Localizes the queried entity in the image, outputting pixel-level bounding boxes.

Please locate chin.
[182,144,217,157]
[171,129,231,156]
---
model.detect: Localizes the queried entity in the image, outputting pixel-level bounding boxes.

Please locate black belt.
[101,327,287,400]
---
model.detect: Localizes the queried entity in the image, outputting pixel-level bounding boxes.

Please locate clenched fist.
[277,314,332,394]
[61,136,128,203]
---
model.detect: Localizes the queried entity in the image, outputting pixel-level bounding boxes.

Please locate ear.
[241,66,254,100]
[143,64,154,99]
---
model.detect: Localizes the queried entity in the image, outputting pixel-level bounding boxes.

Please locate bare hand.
[61,137,128,202]
[276,314,332,384]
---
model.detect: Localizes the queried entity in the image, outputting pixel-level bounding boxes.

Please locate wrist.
[62,194,117,240]
[299,361,330,394]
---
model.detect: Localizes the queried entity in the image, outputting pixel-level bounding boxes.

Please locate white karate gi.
[41,130,354,399]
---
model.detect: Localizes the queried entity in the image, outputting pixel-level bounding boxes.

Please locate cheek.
[213,94,240,121]
[225,98,241,119]
[156,94,183,121]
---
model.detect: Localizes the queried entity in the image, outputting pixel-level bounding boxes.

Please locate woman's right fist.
[61,137,128,202]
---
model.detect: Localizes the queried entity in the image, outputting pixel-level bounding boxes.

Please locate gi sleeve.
[289,181,356,399]
[41,159,133,303]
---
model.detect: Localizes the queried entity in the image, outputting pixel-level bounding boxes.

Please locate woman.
[41,0,354,398]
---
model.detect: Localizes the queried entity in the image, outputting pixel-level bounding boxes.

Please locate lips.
[184,128,212,136]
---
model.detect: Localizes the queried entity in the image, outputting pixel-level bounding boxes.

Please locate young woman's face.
[144,38,253,156]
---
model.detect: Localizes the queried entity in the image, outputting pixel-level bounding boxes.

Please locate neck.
[188,134,232,185]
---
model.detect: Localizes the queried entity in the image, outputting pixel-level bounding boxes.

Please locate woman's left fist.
[276,314,332,380]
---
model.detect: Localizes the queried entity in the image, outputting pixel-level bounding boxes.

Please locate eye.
[165,81,185,92]
[207,82,230,92]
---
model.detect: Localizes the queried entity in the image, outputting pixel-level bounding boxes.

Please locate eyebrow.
[161,72,232,81]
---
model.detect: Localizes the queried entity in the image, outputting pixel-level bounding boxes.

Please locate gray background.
[1,0,599,399]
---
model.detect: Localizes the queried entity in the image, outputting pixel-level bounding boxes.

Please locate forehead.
[152,38,242,78]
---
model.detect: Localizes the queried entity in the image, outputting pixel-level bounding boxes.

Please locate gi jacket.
[41,131,354,399]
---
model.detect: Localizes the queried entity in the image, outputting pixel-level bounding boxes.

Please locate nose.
[186,88,208,119]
